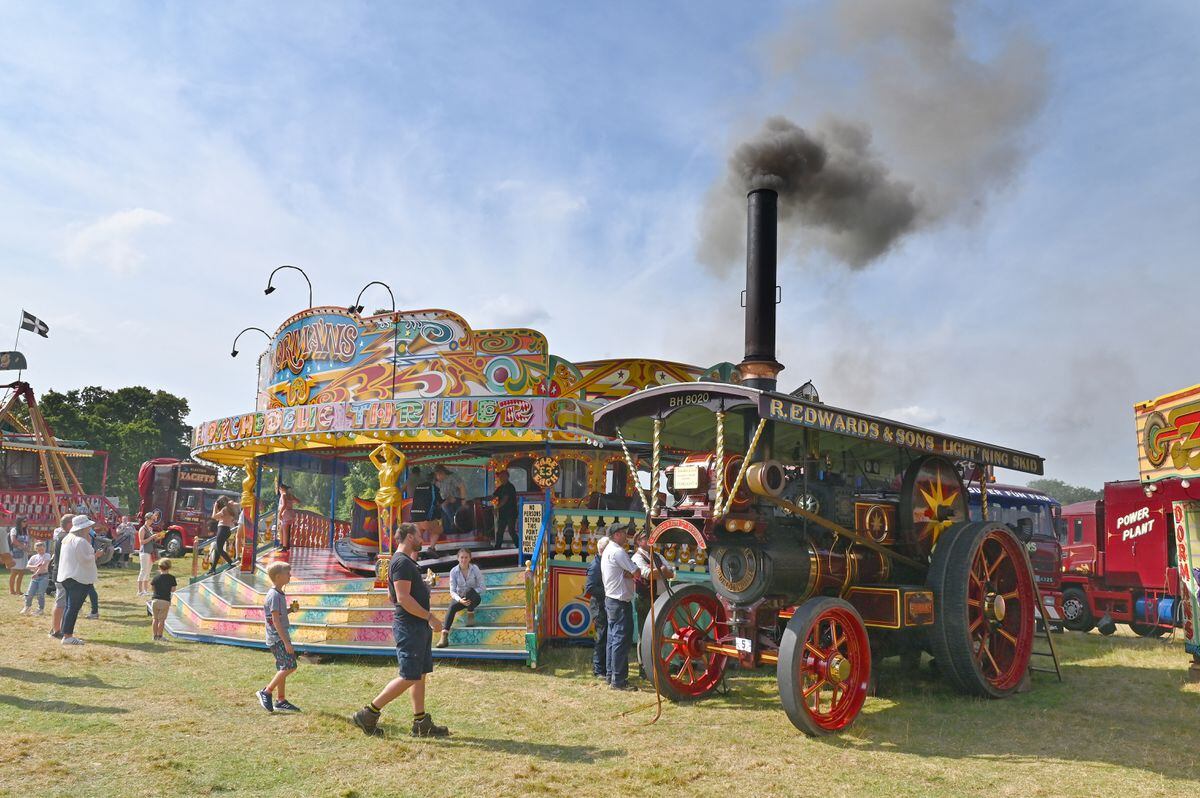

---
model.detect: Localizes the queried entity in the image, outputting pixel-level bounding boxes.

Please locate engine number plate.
[673,464,700,491]
[735,636,753,653]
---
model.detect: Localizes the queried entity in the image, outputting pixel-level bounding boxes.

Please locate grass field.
[0,567,1197,798]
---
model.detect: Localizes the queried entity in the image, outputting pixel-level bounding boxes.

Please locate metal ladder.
[1022,548,1063,681]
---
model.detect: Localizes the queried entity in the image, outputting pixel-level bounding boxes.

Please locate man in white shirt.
[600,523,639,691]
[631,530,675,626]
[56,515,102,646]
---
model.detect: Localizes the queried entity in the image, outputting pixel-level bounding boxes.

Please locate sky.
[0,1,1197,488]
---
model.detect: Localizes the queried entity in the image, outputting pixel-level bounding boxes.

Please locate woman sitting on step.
[437,549,486,648]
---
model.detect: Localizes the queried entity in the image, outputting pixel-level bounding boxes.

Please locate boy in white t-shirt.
[21,541,50,615]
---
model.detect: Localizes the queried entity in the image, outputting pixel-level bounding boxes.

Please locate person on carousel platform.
[437,548,486,648]
[433,465,465,538]
[490,469,519,551]
[208,496,238,574]
[277,482,295,552]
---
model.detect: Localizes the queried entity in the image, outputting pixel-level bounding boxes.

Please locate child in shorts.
[21,541,50,615]
[150,558,177,641]
[257,561,300,713]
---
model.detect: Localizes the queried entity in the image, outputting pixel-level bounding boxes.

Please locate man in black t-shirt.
[491,469,519,550]
[351,523,450,738]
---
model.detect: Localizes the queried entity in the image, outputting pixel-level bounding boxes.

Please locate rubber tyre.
[163,533,184,558]
[777,597,871,736]
[1129,623,1167,638]
[928,521,1035,698]
[638,584,728,702]
[1060,587,1094,633]
[925,521,972,693]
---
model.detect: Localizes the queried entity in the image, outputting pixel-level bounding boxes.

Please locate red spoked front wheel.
[639,584,728,701]
[777,597,871,735]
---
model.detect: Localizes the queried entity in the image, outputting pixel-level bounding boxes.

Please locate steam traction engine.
[590,189,1049,735]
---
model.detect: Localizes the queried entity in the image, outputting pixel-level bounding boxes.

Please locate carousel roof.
[192,306,733,468]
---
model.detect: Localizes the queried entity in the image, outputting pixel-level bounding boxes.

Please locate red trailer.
[136,458,237,557]
[1060,478,1191,636]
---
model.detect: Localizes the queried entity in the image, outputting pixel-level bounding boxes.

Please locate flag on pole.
[19,311,48,338]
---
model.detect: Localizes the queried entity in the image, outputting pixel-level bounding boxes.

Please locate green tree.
[37,386,192,512]
[214,465,240,492]
[1027,478,1101,506]
[338,460,377,521]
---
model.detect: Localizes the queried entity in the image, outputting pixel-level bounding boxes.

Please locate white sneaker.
[62,637,84,646]
[19,608,28,616]
[33,609,43,616]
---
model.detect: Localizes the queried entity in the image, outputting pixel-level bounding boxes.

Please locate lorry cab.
[1059,479,1188,635]
[140,459,237,557]
[967,484,1063,592]
[1061,500,1100,575]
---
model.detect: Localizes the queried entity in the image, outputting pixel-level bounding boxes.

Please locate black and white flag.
[20,311,49,338]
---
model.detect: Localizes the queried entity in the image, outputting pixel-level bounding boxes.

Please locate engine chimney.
[738,188,784,391]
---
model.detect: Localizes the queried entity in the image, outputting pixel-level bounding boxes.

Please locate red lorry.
[137,458,238,557]
[1060,478,1191,636]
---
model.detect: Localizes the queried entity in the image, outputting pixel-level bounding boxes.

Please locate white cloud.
[479,180,588,221]
[477,293,551,328]
[882,405,946,429]
[62,208,172,276]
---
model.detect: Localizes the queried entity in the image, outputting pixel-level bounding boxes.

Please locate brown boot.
[411,712,450,738]
[435,630,450,648]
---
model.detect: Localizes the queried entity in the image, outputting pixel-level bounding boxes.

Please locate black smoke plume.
[698,0,1047,272]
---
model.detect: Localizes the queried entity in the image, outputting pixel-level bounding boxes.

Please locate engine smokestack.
[738,188,784,391]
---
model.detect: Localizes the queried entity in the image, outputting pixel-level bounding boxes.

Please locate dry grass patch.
[0,568,1196,797]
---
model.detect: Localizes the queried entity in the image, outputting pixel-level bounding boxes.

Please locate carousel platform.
[164,547,529,661]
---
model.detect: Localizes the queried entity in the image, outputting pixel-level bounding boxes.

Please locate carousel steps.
[189,581,527,626]
[164,548,529,661]
[196,570,526,608]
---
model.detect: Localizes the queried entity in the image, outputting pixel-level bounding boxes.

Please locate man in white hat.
[56,515,102,646]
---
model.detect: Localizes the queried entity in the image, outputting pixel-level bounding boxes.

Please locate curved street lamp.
[264,265,313,308]
[348,281,396,314]
[230,327,271,358]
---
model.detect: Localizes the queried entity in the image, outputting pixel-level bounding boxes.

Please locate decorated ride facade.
[0,381,119,539]
[176,302,730,660]
[592,189,1058,735]
[1133,383,1200,666]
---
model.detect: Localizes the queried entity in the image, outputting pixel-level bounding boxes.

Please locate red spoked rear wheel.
[928,522,1035,697]
[639,584,728,701]
[777,597,871,735]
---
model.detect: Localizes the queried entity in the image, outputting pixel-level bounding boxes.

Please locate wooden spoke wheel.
[777,597,871,736]
[639,584,729,701]
[899,456,967,560]
[927,522,1035,697]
